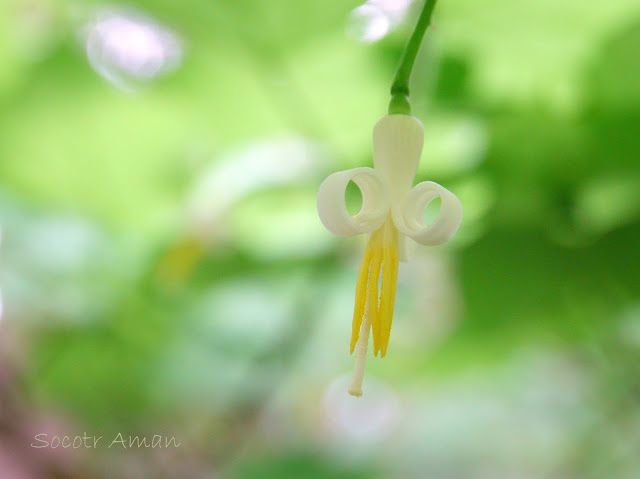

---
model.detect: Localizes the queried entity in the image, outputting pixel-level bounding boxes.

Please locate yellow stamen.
[379,219,399,357]
[348,215,400,396]
[367,235,383,354]
[350,246,372,354]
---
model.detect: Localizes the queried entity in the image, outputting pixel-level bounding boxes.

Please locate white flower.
[316,114,462,397]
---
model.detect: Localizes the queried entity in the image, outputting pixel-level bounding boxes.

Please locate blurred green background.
[1,0,640,478]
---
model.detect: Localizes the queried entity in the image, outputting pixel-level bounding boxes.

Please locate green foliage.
[1,1,639,478]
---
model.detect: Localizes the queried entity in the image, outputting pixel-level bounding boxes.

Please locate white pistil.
[348,298,372,397]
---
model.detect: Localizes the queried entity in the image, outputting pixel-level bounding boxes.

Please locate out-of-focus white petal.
[317,167,390,237]
[393,181,462,246]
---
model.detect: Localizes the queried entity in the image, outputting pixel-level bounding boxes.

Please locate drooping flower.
[317,114,462,396]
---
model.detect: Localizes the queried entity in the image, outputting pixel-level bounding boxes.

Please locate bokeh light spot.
[347,0,414,43]
[323,374,401,445]
[82,6,182,90]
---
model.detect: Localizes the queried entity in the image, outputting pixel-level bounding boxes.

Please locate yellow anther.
[350,246,372,354]
[348,215,400,396]
[350,215,399,358]
[367,236,383,354]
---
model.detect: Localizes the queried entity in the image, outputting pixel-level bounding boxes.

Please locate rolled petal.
[317,167,390,237]
[393,181,462,246]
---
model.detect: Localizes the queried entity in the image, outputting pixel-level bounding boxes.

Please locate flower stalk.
[389,0,439,115]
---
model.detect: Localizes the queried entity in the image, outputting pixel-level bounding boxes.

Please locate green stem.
[388,0,439,115]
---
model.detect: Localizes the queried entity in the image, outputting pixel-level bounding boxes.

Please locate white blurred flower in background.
[323,374,401,446]
[347,0,415,43]
[0,199,125,324]
[80,6,182,90]
[186,136,329,259]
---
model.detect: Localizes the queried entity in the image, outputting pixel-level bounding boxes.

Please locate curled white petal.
[317,167,390,237]
[393,181,462,246]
